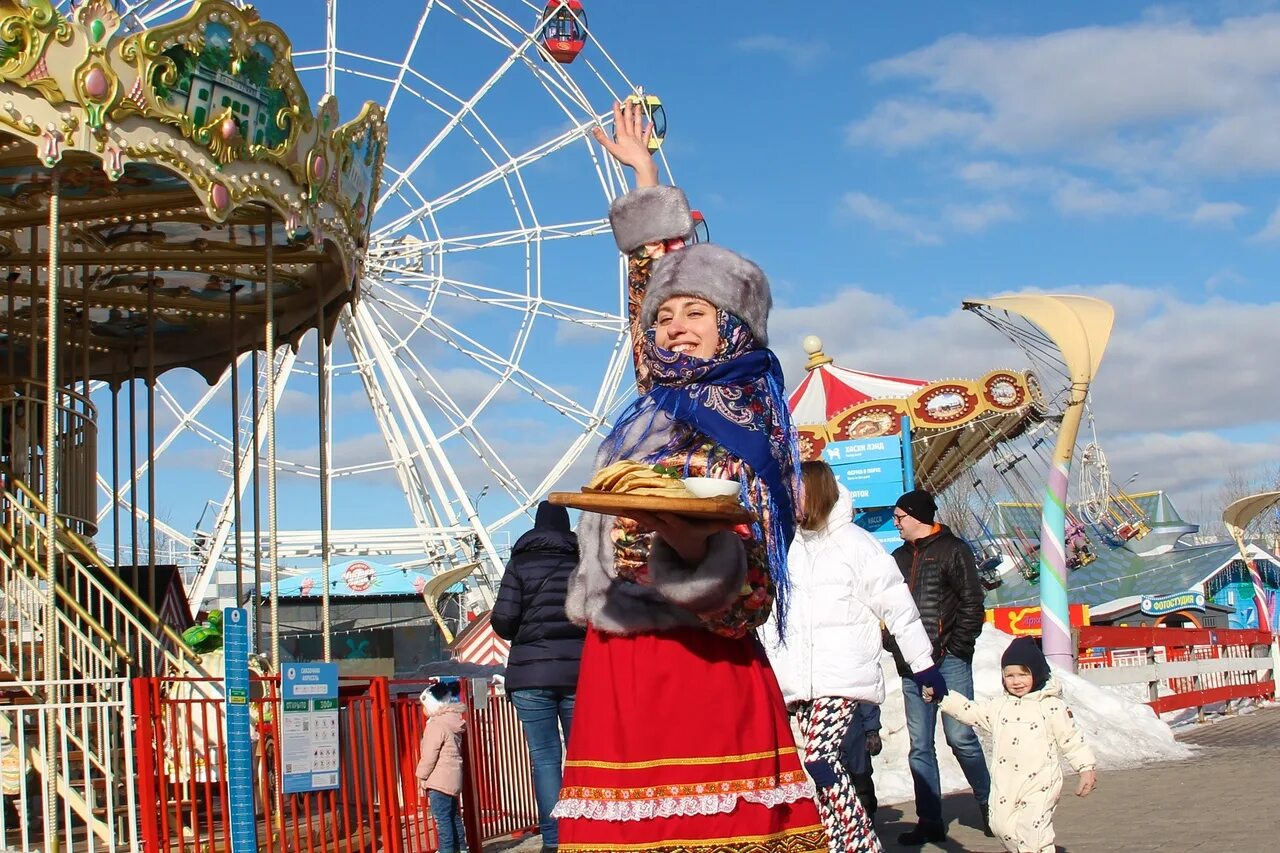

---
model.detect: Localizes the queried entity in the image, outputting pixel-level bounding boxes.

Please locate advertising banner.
[987,603,1090,636]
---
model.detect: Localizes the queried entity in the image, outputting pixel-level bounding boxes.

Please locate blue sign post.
[223,607,258,853]
[832,421,914,551]
[281,663,341,794]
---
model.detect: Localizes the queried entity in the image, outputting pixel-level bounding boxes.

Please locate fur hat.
[608,185,771,348]
[640,244,772,348]
[1001,637,1051,692]
[895,489,937,525]
[609,185,694,254]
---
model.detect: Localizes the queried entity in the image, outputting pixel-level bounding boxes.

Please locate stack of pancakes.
[585,461,694,498]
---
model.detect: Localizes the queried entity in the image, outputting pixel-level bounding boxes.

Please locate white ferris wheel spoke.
[64,1,649,604]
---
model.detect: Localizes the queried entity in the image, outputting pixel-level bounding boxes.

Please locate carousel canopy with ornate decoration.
[788,335,1047,494]
[0,0,386,383]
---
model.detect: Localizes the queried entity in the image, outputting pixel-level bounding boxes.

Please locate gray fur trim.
[641,244,771,347]
[608,186,693,253]
[564,411,704,635]
[565,510,699,635]
[647,531,747,614]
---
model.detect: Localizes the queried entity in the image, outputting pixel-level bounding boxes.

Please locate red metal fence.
[1076,626,1276,715]
[131,675,539,853]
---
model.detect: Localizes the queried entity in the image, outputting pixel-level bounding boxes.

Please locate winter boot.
[980,802,994,837]
[898,819,947,846]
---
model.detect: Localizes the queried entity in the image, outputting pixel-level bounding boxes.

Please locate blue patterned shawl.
[601,311,801,630]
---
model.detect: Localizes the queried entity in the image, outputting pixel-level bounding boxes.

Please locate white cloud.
[1251,202,1280,240]
[841,192,941,244]
[1051,180,1175,217]
[1102,431,1280,519]
[944,199,1018,232]
[1204,267,1248,292]
[849,14,1280,178]
[1190,201,1248,226]
[734,35,830,72]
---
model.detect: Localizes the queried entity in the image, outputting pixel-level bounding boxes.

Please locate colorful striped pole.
[962,295,1115,674]
[1038,405,1085,670]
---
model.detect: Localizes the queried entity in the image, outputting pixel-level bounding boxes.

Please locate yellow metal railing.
[1,473,202,678]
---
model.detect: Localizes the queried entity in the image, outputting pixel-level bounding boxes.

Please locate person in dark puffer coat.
[491,501,584,853]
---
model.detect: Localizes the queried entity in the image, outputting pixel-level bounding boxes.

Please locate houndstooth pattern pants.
[794,698,883,853]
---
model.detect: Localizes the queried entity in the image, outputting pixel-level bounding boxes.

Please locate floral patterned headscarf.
[601,309,801,629]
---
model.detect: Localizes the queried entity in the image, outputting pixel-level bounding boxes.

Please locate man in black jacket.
[491,502,585,853]
[888,489,992,846]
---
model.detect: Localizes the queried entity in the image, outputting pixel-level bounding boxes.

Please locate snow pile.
[869,623,1193,807]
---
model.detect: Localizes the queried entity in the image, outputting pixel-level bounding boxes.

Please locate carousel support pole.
[230,284,244,606]
[146,271,157,610]
[962,295,1114,672]
[129,370,138,569]
[264,209,280,669]
[251,347,262,651]
[316,277,332,661]
[1223,491,1280,695]
[42,169,61,853]
[111,370,120,568]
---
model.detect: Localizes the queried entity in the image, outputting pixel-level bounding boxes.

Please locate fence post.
[370,677,404,853]
[131,677,161,853]
[459,679,485,853]
[1146,643,1160,704]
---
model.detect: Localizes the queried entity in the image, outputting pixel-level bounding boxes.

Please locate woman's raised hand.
[592,99,659,188]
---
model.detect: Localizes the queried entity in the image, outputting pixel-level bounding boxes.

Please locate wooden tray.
[548,491,754,525]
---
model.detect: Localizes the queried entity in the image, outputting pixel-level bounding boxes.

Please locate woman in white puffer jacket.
[760,460,938,851]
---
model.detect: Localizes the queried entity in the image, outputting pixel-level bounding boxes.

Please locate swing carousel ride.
[5,0,674,645]
[789,309,1153,591]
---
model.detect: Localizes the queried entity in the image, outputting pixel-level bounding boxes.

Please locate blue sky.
[591,0,1280,521]
[108,0,1280,566]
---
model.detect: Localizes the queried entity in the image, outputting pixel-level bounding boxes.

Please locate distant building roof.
[988,539,1240,608]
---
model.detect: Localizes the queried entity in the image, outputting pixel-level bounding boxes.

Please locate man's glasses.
[892,512,908,523]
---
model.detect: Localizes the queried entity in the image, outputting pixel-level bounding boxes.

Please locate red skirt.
[553,627,826,853]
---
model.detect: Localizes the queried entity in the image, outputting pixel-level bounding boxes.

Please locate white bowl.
[682,477,740,499]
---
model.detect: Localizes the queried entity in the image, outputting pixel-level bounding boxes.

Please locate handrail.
[0,555,119,675]
[6,474,202,667]
[0,523,133,665]
[0,377,97,417]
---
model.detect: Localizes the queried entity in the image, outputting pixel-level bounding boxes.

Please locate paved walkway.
[487,706,1279,852]
[876,706,1278,852]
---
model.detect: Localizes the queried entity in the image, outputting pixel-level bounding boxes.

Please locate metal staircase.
[0,474,204,851]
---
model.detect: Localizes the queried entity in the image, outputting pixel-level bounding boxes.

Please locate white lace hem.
[550,780,816,822]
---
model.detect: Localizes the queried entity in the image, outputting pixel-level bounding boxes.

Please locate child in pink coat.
[416,679,468,853]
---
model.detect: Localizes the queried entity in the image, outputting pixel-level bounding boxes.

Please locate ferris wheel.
[66,0,666,610]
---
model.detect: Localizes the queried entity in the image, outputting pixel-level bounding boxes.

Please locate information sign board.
[281,663,341,793]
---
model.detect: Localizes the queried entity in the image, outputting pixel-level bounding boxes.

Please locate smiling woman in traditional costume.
[551,101,832,853]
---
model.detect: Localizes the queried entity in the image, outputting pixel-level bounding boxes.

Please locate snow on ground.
[869,623,1193,807]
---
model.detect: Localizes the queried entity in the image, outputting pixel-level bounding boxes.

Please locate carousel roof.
[787,336,1047,494]
[789,337,927,426]
[0,0,387,383]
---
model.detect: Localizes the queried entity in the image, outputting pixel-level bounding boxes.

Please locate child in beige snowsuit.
[935,637,1096,853]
